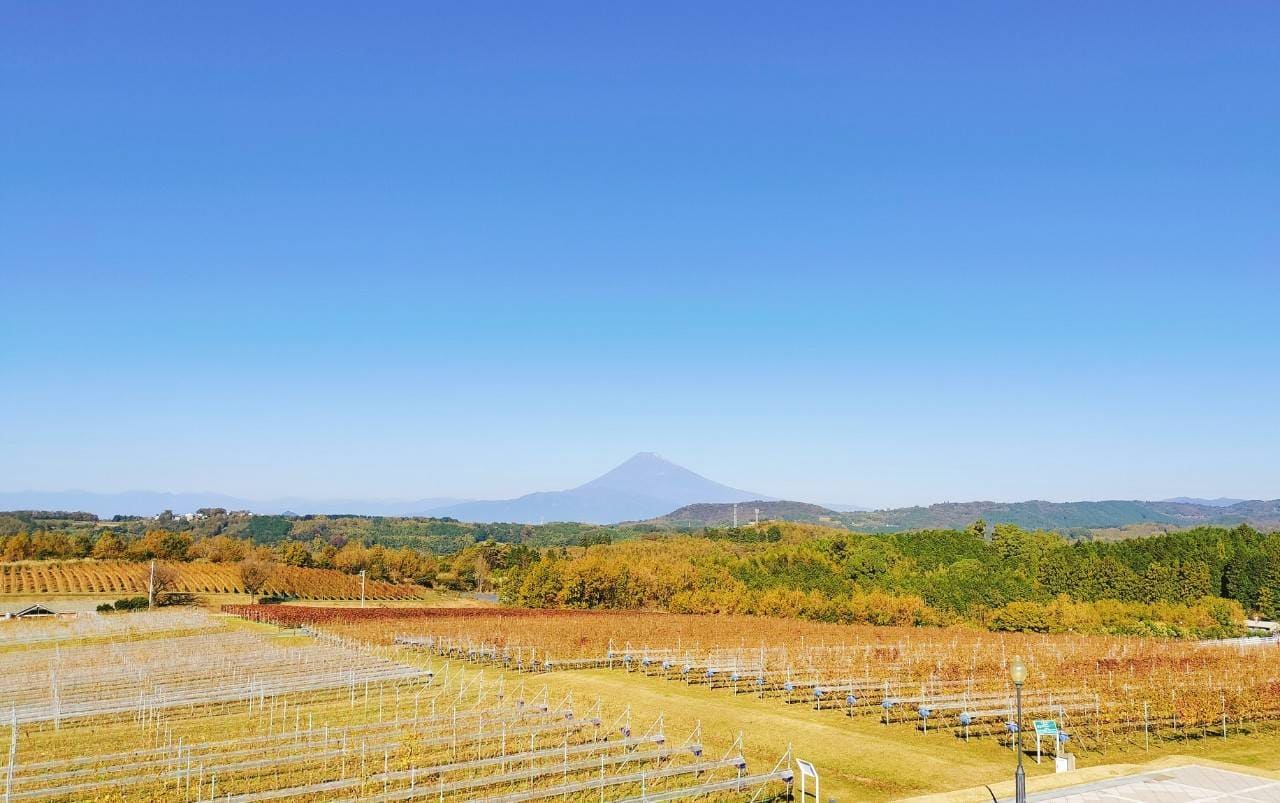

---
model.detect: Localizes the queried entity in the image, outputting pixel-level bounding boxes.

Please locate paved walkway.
[1024,764,1280,802]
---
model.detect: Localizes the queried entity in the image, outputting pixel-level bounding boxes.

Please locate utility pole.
[359,570,366,608]
[148,559,156,608]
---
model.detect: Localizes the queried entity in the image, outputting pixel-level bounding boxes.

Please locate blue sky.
[2,2,1277,507]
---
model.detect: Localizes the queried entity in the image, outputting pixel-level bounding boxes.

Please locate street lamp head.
[1010,655,1028,686]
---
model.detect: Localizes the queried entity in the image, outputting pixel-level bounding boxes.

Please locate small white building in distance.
[2,603,67,620]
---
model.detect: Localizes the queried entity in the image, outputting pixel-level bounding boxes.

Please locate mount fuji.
[424,453,771,524]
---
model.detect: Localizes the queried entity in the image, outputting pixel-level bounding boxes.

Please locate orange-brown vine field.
[0,560,425,599]
[238,605,1280,759]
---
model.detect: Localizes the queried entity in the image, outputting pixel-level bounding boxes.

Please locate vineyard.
[0,560,425,600]
[6,607,1278,802]
[244,607,1280,760]
[1,629,423,726]
[223,605,628,625]
[0,610,794,802]
[0,607,223,648]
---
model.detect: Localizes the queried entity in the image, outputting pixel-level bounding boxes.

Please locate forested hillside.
[501,521,1278,638]
[639,500,840,527]
[837,499,1280,533]
[631,498,1280,535]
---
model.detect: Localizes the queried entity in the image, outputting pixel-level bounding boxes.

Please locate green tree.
[1082,557,1142,602]
[506,559,564,606]
[1256,586,1276,620]
[991,524,1064,575]
[988,600,1051,633]
[1036,549,1088,598]
[1223,551,1269,609]
[1176,560,1213,602]
[278,541,312,567]
[844,539,900,585]
[919,559,1032,616]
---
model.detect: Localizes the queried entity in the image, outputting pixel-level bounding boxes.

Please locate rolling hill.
[637,500,842,528]
[1163,497,1247,507]
[837,498,1280,533]
[633,498,1280,534]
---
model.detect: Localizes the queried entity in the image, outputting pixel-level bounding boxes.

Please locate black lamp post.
[1010,655,1028,803]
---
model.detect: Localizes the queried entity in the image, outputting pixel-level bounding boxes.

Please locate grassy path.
[539,667,1280,801]
[544,668,1052,801]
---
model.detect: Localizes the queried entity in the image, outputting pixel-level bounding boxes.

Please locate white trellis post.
[5,705,17,803]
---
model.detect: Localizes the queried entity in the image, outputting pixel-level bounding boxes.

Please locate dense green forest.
[2,509,1276,637]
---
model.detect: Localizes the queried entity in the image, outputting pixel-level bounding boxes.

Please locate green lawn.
[518,667,1054,801]
[528,666,1280,802]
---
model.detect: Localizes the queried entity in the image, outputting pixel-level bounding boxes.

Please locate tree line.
[0,516,551,595]
[498,521,1277,637]
[0,527,438,587]
[3,512,1276,637]
[0,509,629,554]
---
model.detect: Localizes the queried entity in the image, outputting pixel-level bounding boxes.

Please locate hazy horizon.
[4,3,1278,509]
[0,449,1267,514]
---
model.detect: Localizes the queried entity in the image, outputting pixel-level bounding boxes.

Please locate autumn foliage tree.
[149,562,180,606]
[239,558,275,602]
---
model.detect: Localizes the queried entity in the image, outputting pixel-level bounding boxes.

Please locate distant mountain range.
[1162,497,1247,507]
[426,453,770,524]
[0,453,767,524]
[836,498,1280,533]
[634,497,1280,533]
[0,490,467,519]
[3,456,1274,533]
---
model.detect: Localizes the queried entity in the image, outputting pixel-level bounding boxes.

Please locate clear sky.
[2,2,1277,508]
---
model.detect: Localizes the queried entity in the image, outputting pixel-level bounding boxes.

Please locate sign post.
[796,758,819,802]
[1032,720,1058,765]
